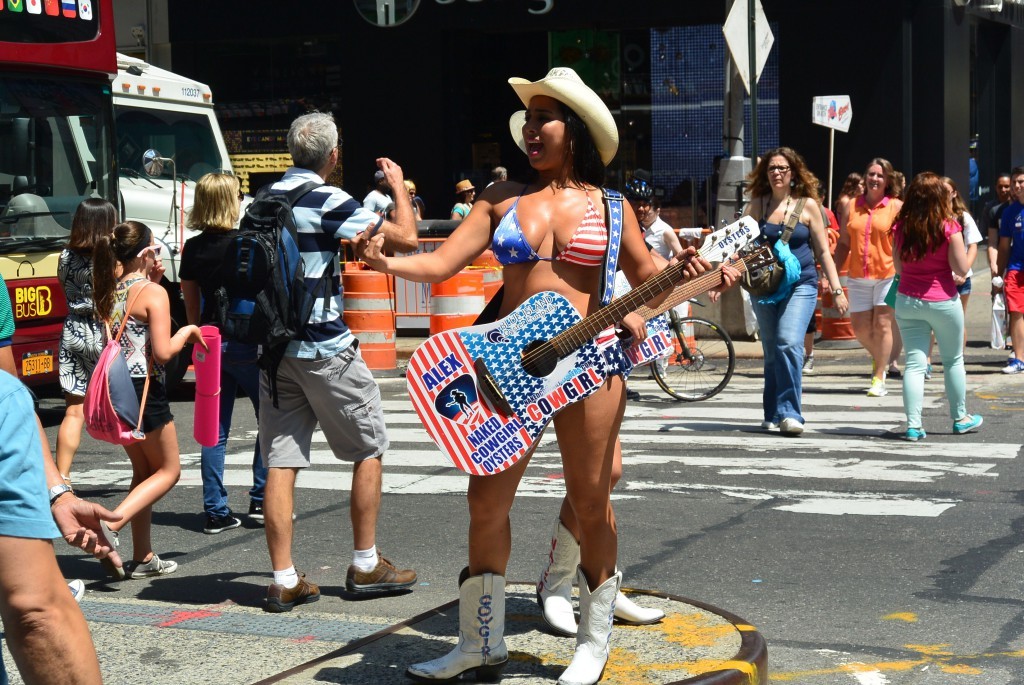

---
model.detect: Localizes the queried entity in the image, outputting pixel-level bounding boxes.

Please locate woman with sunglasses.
[181,172,268,534]
[92,221,206,579]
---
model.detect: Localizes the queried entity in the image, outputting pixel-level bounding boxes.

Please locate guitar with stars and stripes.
[406,216,768,476]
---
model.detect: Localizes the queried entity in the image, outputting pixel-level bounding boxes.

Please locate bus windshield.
[0,73,115,252]
[116,105,228,182]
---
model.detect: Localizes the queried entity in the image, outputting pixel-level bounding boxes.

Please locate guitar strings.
[518,237,732,367]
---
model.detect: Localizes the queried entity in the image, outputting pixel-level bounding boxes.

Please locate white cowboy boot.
[407,572,508,682]
[539,518,664,633]
[558,567,621,685]
[613,588,664,625]
[537,519,580,636]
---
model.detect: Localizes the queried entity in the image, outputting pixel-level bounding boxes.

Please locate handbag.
[741,197,806,298]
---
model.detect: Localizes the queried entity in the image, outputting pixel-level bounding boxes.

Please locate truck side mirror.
[142,148,167,177]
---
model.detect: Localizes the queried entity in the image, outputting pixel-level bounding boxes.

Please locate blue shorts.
[956,276,972,296]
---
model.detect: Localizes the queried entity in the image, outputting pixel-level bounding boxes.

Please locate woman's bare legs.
[558,439,622,541]
[852,307,894,383]
[467,448,532,576]
[555,377,623,590]
[108,421,181,562]
[55,394,85,482]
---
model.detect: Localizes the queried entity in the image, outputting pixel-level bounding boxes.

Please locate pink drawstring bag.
[84,283,152,445]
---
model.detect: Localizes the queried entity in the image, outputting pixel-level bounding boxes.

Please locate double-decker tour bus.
[0,0,118,387]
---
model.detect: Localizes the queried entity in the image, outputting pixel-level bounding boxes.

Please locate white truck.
[112,53,236,384]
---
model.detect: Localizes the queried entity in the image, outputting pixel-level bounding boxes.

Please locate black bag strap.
[257,179,323,207]
[779,197,807,244]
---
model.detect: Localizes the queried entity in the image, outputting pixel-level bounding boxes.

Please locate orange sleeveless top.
[845,195,899,279]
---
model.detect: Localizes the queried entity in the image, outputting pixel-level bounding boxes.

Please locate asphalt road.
[2,330,1020,684]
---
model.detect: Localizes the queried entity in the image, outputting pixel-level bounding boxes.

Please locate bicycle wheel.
[652,317,735,401]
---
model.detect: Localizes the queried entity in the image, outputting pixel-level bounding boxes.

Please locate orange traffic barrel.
[822,232,853,340]
[430,269,485,335]
[471,249,503,305]
[342,262,397,370]
[821,281,854,340]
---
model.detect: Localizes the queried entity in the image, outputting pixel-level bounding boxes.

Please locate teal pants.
[895,293,966,429]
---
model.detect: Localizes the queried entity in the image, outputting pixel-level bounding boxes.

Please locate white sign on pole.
[722,0,774,94]
[812,95,853,133]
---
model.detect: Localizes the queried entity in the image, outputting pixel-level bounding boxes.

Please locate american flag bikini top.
[490,187,623,305]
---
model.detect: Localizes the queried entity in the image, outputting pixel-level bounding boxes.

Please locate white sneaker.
[760,420,778,430]
[780,417,804,435]
[68,579,85,603]
[129,554,178,579]
[802,354,814,374]
[866,378,888,397]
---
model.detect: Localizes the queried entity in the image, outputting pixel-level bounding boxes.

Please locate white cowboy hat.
[507,67,619,166]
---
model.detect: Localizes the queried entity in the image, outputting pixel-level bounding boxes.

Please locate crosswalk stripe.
[69,374,1015,518]
[625,481,959,517]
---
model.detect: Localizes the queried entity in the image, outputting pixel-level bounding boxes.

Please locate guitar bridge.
[474,358,514,417]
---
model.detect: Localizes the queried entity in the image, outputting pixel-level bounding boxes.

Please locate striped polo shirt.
[270,167,383,359]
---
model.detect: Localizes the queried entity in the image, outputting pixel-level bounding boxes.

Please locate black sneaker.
[203,513,241,535]
[248,500,265,524]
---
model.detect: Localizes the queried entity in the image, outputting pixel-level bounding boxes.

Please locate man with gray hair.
[260,111,418,612]
[487,165,508,188]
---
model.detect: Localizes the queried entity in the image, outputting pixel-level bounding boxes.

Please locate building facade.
[122,0,1024,220]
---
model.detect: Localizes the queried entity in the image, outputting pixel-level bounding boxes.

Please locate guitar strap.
[600,188,624,306]
[475,188,624,323]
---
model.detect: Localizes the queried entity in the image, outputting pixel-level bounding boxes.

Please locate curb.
[250,583,767,685]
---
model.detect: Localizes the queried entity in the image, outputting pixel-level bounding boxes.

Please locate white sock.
[352,546,378,572]
[273,566,298,589]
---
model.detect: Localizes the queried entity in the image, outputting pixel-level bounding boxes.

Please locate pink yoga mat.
[192,325,222,447]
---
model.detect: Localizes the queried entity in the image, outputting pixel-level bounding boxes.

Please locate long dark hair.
[561,104,605,187]
[67,198,117,256]
[93,221,153,321]
[894,172,951,262]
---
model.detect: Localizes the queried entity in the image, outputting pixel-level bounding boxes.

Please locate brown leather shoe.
[265,573,320,613]
[346,555,417,594]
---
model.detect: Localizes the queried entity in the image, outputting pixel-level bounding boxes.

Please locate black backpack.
[214,180,330,403]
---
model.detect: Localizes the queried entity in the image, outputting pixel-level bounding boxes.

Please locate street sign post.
[724,0,773,170]
[812,95,853,208]
[723,0,773,94]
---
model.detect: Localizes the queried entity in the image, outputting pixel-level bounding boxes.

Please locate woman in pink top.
[834,158,903,397]
[893,172,982,441]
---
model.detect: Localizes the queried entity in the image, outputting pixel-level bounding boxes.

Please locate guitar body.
[407,216,767,476]
[408,291,661,475]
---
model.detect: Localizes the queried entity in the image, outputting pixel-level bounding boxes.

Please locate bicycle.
[649,307,736,402]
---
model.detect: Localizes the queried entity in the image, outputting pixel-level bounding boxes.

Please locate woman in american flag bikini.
[358,68,718,685]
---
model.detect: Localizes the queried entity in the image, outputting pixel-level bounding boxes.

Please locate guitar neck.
[634,254,753,321]
[548,246,713,356]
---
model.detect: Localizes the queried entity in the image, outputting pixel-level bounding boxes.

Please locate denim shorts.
[259,343,389,468]
[956,276,972,296]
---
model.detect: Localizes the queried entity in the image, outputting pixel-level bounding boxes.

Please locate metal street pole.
[748,0,758,163]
